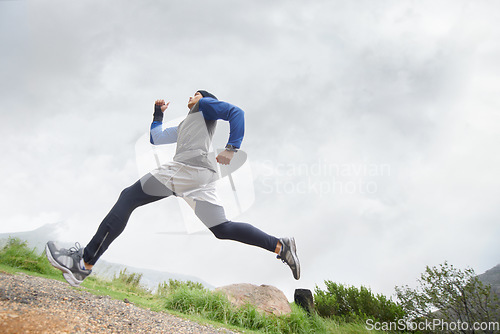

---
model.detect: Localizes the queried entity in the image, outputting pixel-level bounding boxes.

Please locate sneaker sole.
[45,243,83,287]
[289,237,301,280]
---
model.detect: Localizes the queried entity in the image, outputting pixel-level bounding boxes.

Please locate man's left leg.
[193,200,300,280]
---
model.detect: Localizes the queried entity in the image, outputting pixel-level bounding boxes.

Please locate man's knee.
[116,180,147,208]
[209,221,232,240]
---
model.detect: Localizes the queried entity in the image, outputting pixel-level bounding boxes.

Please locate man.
[46,90,300,287]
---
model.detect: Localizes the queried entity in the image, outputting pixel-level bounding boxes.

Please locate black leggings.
[83,173,279,265]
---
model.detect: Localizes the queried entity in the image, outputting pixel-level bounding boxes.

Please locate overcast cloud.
[1,0,500,299]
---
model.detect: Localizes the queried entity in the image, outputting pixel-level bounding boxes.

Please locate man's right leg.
[46,173,173,286]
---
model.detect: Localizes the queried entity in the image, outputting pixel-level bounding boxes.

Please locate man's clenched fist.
[155,99,170,112]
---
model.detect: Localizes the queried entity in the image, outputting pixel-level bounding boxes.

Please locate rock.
[294,289,315,314]
[215,283,292,316]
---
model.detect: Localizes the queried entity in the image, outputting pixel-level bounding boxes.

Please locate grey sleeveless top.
[173,101,217,172]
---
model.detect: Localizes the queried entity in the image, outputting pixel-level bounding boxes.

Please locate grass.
[0,238,58,276]
[0,237,384,333]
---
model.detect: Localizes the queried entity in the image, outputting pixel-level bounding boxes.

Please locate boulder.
[215,283,292,316]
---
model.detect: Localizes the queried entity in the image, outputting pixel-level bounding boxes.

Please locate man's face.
[187,91,203,109]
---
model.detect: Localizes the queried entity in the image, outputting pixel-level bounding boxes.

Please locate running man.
[46,90,300,287]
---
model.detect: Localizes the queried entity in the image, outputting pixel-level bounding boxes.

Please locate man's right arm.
[150,122,178,145]
[150,100,178,145]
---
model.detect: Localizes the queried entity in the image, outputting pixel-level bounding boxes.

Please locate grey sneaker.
[277,237,301,280]
[45,241,91,287]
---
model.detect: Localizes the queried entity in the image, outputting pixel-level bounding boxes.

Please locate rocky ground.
[0,272,238,334]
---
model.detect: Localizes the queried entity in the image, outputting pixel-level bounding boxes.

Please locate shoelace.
[68,242,89,272]
[68,242,83,255]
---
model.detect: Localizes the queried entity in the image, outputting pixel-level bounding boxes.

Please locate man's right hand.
[153,99,170,122]
[155,99,170,113]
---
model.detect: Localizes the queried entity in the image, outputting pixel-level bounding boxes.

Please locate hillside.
[477,263,500,305]
[478,264,500,290]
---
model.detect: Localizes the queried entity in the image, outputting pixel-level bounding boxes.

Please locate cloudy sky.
[1,0,500,299]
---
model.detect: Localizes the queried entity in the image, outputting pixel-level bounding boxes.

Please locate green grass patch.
[0,238,60,278]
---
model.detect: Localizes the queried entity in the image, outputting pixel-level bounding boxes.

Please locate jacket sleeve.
[150,121,178,145]
[198,97,245,149]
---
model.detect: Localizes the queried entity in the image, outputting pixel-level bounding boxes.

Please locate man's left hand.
[216,150,235,165]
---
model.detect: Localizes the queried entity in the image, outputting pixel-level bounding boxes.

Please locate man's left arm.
[199,98,245,165]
